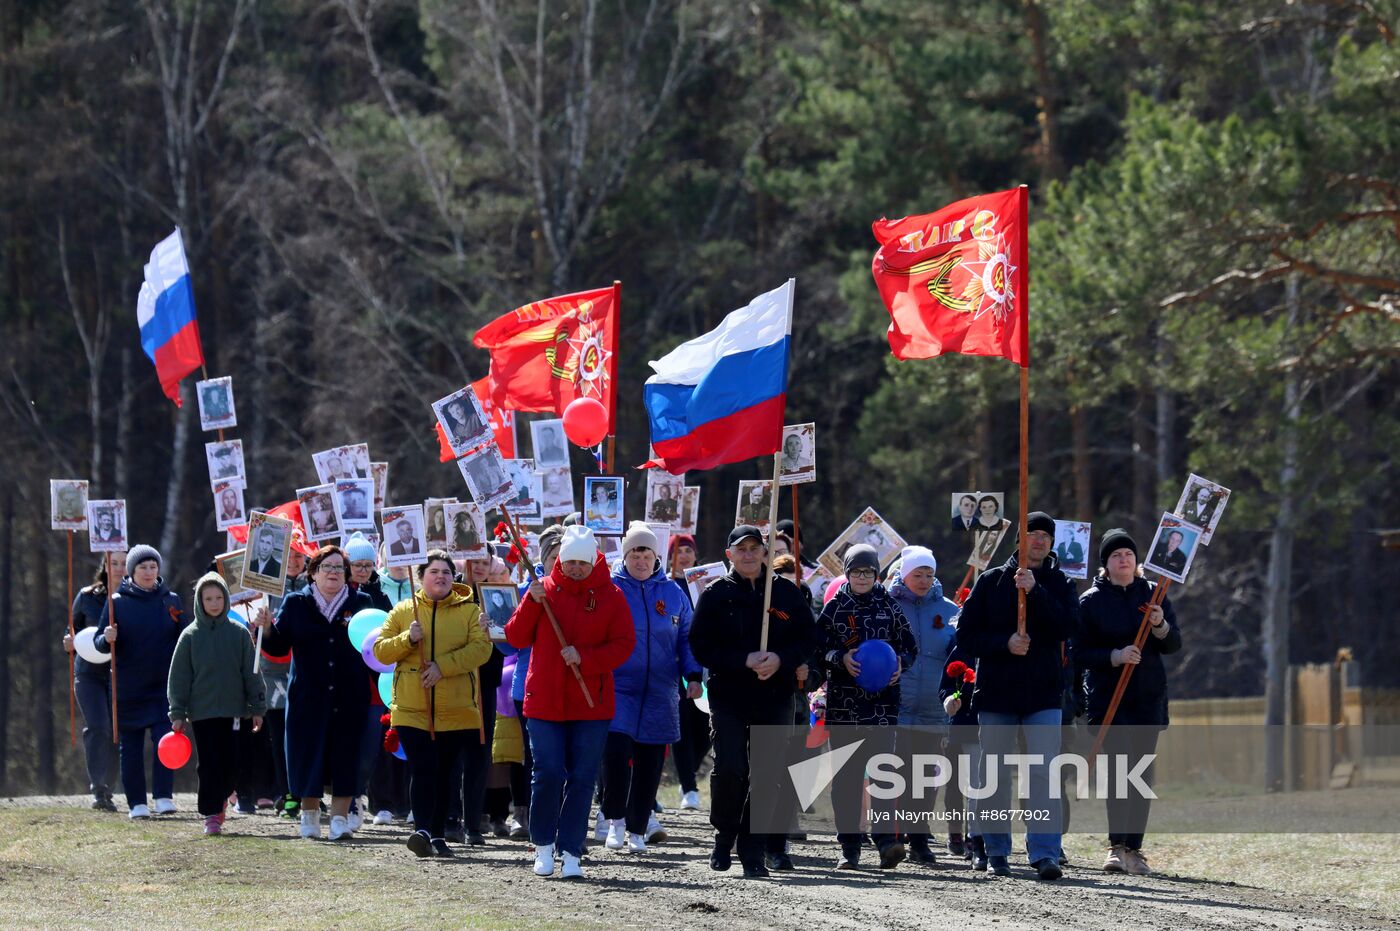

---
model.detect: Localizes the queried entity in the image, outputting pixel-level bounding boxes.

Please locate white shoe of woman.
[328,815,352,841]
[299,811,322,839]
[561,852,583,878]
[533,843,556,876]
[605,819,626,850]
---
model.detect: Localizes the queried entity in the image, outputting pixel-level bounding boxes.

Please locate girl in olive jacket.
[374,551,493,857]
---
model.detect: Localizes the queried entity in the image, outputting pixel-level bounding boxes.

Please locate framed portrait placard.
[297,484,341,542]
[205,439,246,485]
[213,480,248,531]
[817,508,907,578]
[196,376,237,432]
[240,511,294,597]
[1174,473,1231,545]
[86,499,127,552]
[778,423,816,486]
[968,518,1012,571]
[423,498,455,551]
[1144,512,1205,584]
[538,465,574,518]
[458,444,515,513]
[678,486,701,537]
[530,418,569,468]
[645,470,685,529]
[433,386,493,458]
[444,501,488,560]
[477,584,519,643]
[383,505,427,568]
[951,491,1005,534]
[583,476,625,536]
[684,562,728,604]
[502,458,541,524]
[371,462,389,511]
[51,479,89,531]
[312,444,370,483]
[215,548,258,604]
[1053,519,1092,580]
[734,480,774,531]
[334,479,376,532]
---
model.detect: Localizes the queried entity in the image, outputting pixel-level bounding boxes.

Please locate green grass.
[0,809,580,930]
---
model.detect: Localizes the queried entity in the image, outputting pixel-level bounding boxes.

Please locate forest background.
[0,0,1395,791]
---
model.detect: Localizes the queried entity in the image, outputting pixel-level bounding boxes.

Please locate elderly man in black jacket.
[689,524,816,879]
[956,511,1078,881]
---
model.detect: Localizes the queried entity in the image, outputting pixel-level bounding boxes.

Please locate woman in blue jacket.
[888,545,959,863]
[599,523,701,853]
[96,545,188,819]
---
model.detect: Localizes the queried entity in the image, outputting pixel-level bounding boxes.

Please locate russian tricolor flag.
[644,279,795,474]
[136,229,204,406]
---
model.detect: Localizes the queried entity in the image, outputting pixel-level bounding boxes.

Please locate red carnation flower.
[383,728,400,753]
[379,712,391,726]
[963,668,976,684]
[946,660,968,679]
[957,586,972,603]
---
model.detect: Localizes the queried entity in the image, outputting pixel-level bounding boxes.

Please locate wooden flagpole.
[1016,365,1029,636]
[758,452,782,653]
[499,505,595,708]
[106,562,117,743]
[66,532,76,747]
[1088,578,1172,765]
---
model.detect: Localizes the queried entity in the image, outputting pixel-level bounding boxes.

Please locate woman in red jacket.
[505,525,634,880]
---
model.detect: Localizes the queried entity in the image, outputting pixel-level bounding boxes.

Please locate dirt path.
[4,794,1392,930]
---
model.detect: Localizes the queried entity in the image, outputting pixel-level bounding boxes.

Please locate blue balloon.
[853,640,899,692]
[377,670,394,707]
[392,743,407,761]
[348,608,388,650]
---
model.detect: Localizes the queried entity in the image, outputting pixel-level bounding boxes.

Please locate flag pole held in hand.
[1088,578,1172,768]
[499,506,595,708]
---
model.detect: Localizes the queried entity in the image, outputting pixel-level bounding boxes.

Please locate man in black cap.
[688,524,816,878]
[955,510,1078,881]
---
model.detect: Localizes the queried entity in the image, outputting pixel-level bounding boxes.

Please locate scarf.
[310,581,350,625]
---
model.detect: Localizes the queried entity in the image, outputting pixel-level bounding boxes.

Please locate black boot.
[909,834,937,864]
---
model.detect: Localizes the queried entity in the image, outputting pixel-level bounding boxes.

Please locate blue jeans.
[527,718,610,857]
[74,675,115,798]
[119,718,174,809]
[977,708,1062,864]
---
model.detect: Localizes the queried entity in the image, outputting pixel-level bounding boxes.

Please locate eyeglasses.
[350,561,376,570]
[318,564,347,575]
[848,569,876,580]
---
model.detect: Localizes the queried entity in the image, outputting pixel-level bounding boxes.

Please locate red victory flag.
[871,186,1028,367]
[472,285,620,434]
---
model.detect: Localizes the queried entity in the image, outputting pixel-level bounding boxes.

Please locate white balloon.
[72,627,110,665]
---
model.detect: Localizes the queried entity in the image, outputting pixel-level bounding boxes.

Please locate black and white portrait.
[371,462,389,510]
[86,499,127,553]
[678,486,701,536]
[213,480,247,531]
[949,492,979,532]
[967,518,1011,571]
[433,386,492,457]
[241,512,293,597]
[539,465,574,518]
[477,584,519,642]
[51,479,89,531]
[196,376,237,432]
[444,501,487,559]
[735,480,773,530]
[424,498,455,550]
[531,418,569,468]
[205,439,245,484]
[459,444,514,511]
[334,479,376,531]
[297,484,341,542]
[645,470,685,528]
[817,507,908,578]
[1173,473,1231,545]
[503,458,541,523]
[383,505,427,567]
[778,423,817,486]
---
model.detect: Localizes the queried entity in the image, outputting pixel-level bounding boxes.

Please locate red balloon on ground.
[157,731,192,769]
[562,397,608,448]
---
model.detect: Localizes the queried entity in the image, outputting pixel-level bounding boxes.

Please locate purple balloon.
[361,626,392,673]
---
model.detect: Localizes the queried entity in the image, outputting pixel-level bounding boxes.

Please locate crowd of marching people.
[61,509,1181,882]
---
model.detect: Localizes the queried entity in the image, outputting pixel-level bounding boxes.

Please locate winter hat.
[842,544,881,575]
[343,532,377,564]
[126,544,162,577]
[1026,511,1057,536]
[775,519,800,543]
[621,521,659,556]
[193,571,231,622]
[899,545,937,578]
[1098,528,1139,566]
[538,524,566,567]
[669,534,696,558]
[559,525,597,564]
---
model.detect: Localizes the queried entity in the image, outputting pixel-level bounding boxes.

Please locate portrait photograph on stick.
[645,469,685,527]
[583,475,625,535]
[195,376,237,431]
[50,479,89,531]
[458,443,515,512]
[215,549,257,605]
[950,492,979,532]
[538,464,575,518]
[85,499,127,552]
[735,480,774,530]
[423,497,455,550]
[444,501,487,559]
[296,483,341,541]
[968,517,1012,571]
[205,439,245,483]
[477,583,519,642]
[333,478,375,531]
[678,486,701,536]
[383,505,427,567]
[1053,519,1092,579]
[530,418,569,468]
[213,480,247,531]
[1144,512,1205,584]
[370,461,388,510]
[778,422,817,486]
[502,458,542,523]
[240,511,293,597]
[1174,473,1231,545]
[684,561,727,603]
[433,385,492,457]
[817,507,907,577]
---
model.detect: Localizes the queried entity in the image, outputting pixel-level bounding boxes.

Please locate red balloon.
[823,575,847,605]
[562,397,609,448]
[157,731,192,769]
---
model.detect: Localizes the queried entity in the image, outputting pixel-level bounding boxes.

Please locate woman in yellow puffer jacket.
[374,549,492,858]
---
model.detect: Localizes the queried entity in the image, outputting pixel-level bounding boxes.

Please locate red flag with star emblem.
[871,187,1028,368]
[472,285,620,432]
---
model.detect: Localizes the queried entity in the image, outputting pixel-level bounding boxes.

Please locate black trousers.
[447,680,496,829]
[831,724,897,852]
[400,727,481,840]
[600,732,668,835]
[191,718,240,817]
[368,723,409,816]
[671,687,712,794]
[1101,725,1159,850]
[264,709,289,800]
[709,696,795,864]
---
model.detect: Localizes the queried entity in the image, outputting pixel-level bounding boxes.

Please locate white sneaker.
[561,851,583,878]
[681,790,702,810]
[346,809,363,832]
[593,809,607,842]
[533,843,555,876]
[328,815,352,841]
[406,810,414,824]
[299,811,322,839]
[373,810,393,826]
[153,798,177,815]
[605,819,626,850]
[627,832,647,853]
[645,813,667,843]
[128,804,151,820]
